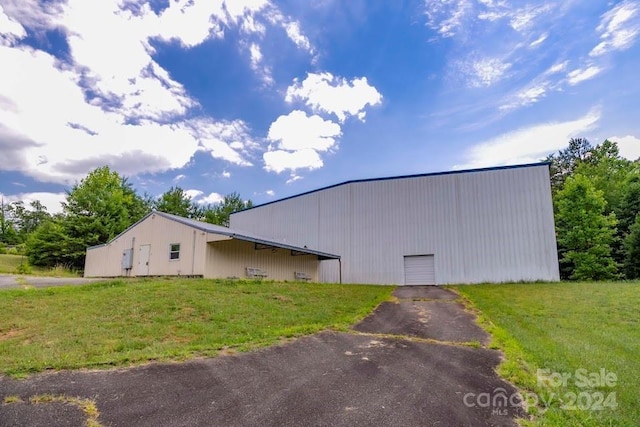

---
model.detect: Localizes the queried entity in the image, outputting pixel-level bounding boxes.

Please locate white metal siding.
[404,255,436,285]
[230,164,560,285]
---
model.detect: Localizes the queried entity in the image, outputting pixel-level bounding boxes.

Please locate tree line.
[547,138,640,280]
[0,166,252,270]
[2,139,639,279]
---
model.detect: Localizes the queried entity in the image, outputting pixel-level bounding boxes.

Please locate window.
[169,243,180,260]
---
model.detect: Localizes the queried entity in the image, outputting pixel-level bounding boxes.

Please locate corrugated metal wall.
[204,239,319,281]
[230,164,560,285]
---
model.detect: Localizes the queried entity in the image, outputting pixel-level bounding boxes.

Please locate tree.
[155,186,201,218]
[0,199,20,245]
[624,215,640,279]
[618,175,640,237]
[203,192,253,227]
[555,174,618,281]
[26,216,68,268]
[27,166,149,269]
[573,140,634,214]
[546,137,592,194]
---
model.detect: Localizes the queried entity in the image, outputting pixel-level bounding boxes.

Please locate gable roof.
[234,161,551,212]
[88,210,340,260]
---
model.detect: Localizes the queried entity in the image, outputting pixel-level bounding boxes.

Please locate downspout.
[130,237,135,277]
[339,258,342,284]
[191,230,196,276]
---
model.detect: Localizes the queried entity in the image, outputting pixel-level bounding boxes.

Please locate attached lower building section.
[84,211,338,281]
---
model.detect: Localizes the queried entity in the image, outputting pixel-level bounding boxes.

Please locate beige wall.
[205,239,319,281]
[84,213,208,277]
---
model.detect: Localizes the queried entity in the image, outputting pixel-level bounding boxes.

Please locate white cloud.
[455,109,601,169]
[0,5,25,45]
[265,189,275,196]
[283,21,312,52]
[547,61,569,74]
[267,110,341,152]
[246,42,273,85]
[2,192,66,214]
[184,189,204,200]
[263,110,341,175]
[285,72,382,122]
[529,33,548,48]
[425,0,472,38]
[198,192,224,205]
[174,174,186,181]
[0,0,299,184]
[610,135,640,161]
[567,66,602,85]
[590,1,640,57]
[500,83,548,111]
[263,149,323,174]
[221,171,231,179]
[508,5,553,32]
[460,57,511,88]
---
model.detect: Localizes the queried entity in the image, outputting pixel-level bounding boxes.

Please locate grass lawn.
[0,278,392,377]
[0,254,79,277]
[454,282,640,427]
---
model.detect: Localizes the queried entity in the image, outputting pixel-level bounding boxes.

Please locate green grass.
[0,254,79,277]
[454,282,640,427]
[0,278,392,377]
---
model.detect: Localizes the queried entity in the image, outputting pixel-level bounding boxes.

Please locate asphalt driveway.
[0,286,526,426]
[0,274,101,290]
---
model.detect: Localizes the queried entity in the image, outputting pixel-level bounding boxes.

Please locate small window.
[169,243,180,260]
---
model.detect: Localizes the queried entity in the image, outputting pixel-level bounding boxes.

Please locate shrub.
[15,262,33,275]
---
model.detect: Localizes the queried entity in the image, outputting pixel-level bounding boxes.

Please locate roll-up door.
[403,255,436,285]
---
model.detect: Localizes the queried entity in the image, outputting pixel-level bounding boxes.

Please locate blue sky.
[1,0,639,213]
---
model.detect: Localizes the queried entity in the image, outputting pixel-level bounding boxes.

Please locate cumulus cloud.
[590,1,640,57]
[285,72,382,122]
[263,110,341,175]
[0,0,307,184]
[267,110,341,152]
[0,5,25,45]
[454,109,601,169]
[1,192,66,214]
[610,135,640,161]
[184,189,204,200]
[263,149,324,174]
[199,192,224,205]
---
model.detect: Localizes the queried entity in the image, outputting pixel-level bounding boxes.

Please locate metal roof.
[88,210,340,260]
[234,162,551,212]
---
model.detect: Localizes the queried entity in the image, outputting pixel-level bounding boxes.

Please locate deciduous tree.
[203,192,253,227]
[555,174,618,280]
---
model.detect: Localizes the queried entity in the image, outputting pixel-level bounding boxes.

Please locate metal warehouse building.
[230,163,560,285]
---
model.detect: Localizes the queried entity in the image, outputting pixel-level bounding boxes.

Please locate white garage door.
[404,255,436,285]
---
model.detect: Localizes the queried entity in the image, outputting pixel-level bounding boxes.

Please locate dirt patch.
[0,329,23,342]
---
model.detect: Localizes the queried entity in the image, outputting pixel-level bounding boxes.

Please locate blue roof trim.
[235,161,551,212]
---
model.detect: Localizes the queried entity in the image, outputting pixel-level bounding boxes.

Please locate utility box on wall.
[121,248,133,270]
